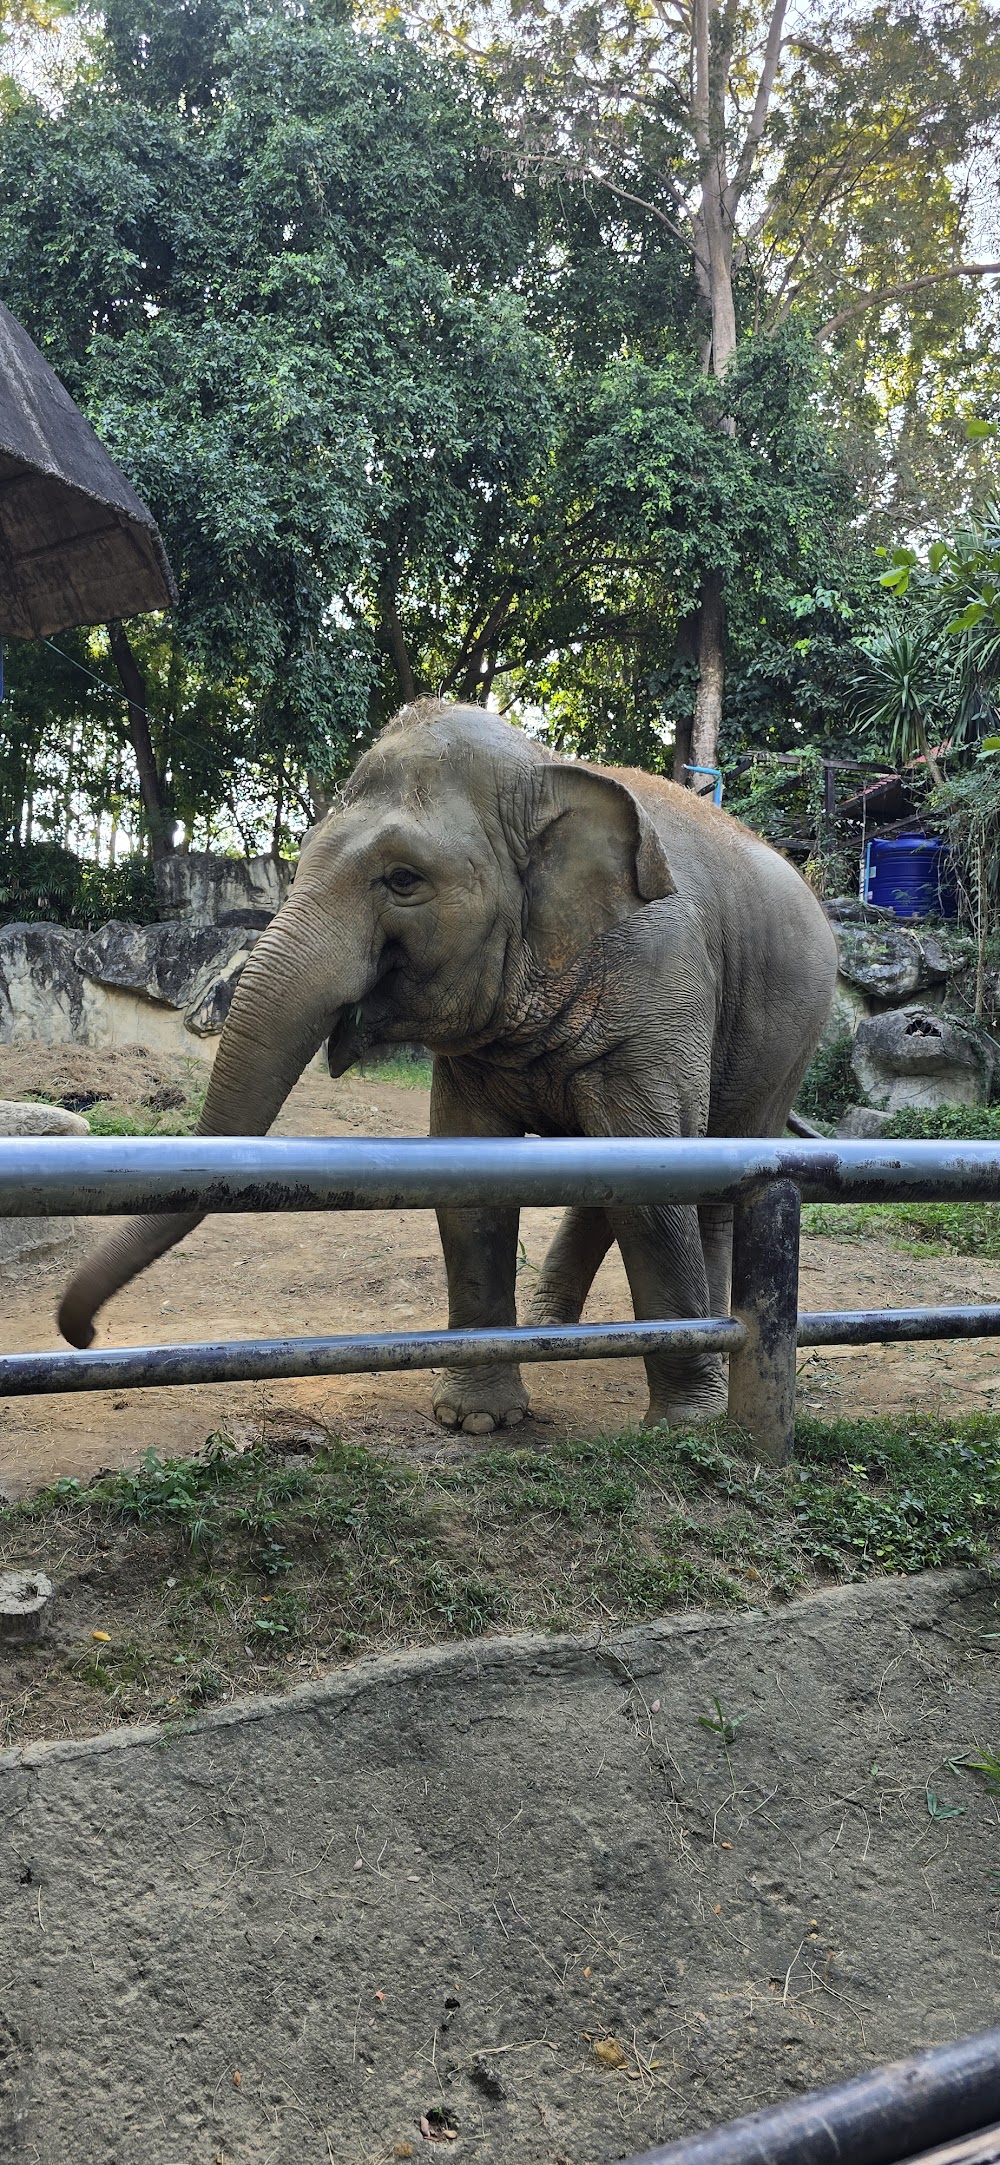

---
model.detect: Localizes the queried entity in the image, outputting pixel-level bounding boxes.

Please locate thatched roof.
[0,299,176,638]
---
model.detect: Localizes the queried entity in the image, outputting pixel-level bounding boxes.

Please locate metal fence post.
[727,1178,801,1463]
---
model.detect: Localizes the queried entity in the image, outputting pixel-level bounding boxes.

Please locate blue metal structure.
[1,1134,998,1462]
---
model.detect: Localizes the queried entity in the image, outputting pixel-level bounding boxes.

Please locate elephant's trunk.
[58,896,361,1349]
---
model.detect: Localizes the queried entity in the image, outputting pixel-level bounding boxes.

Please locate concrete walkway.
[2,1573,999,2165]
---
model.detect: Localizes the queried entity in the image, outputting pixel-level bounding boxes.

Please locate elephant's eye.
[384,866,423,897]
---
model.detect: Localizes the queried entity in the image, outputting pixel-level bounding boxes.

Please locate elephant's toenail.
[436,1405,458,1426]
[503,1408,525,1426]
[462,1413,495,1435]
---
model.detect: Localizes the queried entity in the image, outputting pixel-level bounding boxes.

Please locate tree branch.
[725,0,788,217]
[818,261,1000,341]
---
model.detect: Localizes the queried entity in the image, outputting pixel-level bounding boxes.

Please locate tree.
[395,0,1000,772]
[0,0,560,850]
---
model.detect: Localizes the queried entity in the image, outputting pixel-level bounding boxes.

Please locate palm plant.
[850,621,951,786]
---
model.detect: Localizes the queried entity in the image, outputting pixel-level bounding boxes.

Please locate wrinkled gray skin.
[59,703,837,1433]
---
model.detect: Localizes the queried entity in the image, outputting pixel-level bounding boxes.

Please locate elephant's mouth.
[326,1007,367,1078]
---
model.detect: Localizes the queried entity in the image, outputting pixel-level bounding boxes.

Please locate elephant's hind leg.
[528,1207,615,1326]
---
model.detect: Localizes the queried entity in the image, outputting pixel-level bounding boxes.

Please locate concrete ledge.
[2,1571,999,2163]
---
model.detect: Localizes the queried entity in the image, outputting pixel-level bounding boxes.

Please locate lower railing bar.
[798,1304,1000,1345]
[621,2025,1000,2165]
[0,1316,746,1398]
[4,1301,1000,1398]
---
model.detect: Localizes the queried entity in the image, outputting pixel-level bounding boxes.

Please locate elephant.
[58,700,838,1433]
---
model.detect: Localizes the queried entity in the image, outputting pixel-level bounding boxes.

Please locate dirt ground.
[3,1573,1000,2165]
[1,1055,999,1497]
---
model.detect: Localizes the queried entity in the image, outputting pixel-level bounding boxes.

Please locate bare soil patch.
[0,1052,998,1499]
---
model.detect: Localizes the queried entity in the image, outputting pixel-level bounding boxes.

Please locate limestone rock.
[0,923,87,1044]
[837,922,969,1003]
[835,1106,896,1139]
[820,979,868,1046]
[851,1006,995,1112]
[74,920,258,1011]
[154,852,288,925]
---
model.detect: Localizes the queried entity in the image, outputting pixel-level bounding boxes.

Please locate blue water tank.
[863,836,955,920]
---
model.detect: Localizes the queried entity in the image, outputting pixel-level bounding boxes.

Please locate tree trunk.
[690,571,726,774]
[686,0,741,783]
[107,621,174,859]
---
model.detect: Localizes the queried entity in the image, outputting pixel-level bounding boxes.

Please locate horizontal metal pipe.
[799,1305,1000,1345]
[622,2027,1000,2165]
[4,1299,999,1398]
[0,1316,746,1398]
[1,1134,1000,1217]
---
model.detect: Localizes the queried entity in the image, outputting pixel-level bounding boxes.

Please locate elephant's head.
[58,701,674,1348]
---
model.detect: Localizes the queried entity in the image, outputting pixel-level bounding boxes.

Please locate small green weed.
[963,1746,1000,1789]
[925,1787,965,1821]
[698,1697,747,1746]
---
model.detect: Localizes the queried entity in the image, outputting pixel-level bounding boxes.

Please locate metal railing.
[621,2025,1000,2165]
[2,1133,1000,1458]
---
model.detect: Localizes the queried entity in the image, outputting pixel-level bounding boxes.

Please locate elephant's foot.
[641,1353,728,1431]
[432,1364,529,1436]
[642,1377,729,1431]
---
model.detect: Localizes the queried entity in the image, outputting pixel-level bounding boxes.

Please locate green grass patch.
[4,1409,999,1745]
[803,1199,1000,1259]
[82,1099,203,1137]
[803,1098,1000,1256]
[356,1053,433,1089]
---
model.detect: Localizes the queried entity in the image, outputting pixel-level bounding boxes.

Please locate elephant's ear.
[524,764,676,973]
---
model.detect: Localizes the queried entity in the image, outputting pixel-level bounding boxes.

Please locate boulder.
[154,852,289,926]
[0,919,262,1059]
[835,1105,896,1139]
[74,920,259,1010]
[819,979,868,1047]
[0,1100,89,1136]
[851,1006,996,1112]
[74,920,259,1042]
[0,1096,89,1263]
[0,923,88,1044]
[837,922,970,1004]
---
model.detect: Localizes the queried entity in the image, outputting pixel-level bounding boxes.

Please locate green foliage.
[796,1035,856,1127]
[0,842,156,926]
[850,622,953,778]
[883,1105,1000,1142]
[518,329,862,767]
[0,0,559,832]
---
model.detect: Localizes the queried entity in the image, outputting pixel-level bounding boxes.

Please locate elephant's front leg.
[430,1060,528,1436]
[610,1203,728,1429]
[433,1202,528,1433]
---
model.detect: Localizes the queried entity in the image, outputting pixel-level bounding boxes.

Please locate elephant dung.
[851,1006,996,1112]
